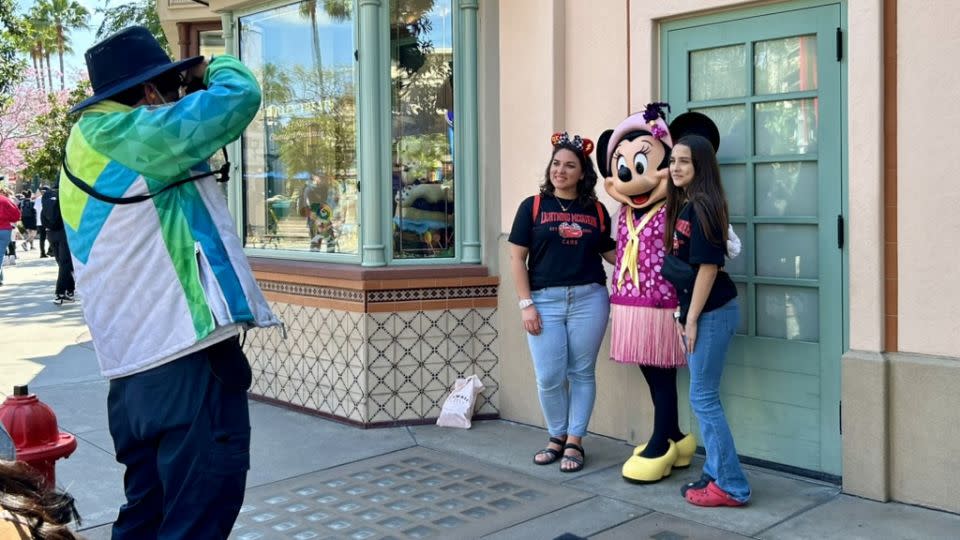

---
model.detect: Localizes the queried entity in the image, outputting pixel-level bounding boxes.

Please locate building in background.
[159,0,960,515]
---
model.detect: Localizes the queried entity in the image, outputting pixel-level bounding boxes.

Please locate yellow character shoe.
[621,440,678,484]
[673,433,697,468]
[631,433,697,459]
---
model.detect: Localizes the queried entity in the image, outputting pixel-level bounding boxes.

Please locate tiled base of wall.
[244,302,500,426]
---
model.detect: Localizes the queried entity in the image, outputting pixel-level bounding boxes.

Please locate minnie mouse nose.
[618,165,632,182]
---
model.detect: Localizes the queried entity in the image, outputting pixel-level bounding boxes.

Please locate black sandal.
[560,443,585,473]
[533,436,566,465]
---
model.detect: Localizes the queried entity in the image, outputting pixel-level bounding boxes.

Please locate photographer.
[59,26,279,539]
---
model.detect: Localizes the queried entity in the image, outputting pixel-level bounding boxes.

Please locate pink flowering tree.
[0,68,86,187]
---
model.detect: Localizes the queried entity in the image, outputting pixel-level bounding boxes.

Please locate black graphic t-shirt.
[672,202,737,322]
[508,195,616,291]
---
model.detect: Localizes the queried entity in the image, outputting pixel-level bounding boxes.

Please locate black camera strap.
[61,148,230,205]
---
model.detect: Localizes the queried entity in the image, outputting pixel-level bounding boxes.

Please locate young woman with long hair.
[508,132,617,473]
[662,134,750,506]
[0,460,81,539]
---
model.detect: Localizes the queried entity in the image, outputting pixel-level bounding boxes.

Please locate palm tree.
[299,1,324,94]
[13,19,42,90]
[25,5,57,91]
[38,0,89,90]
[296,1,353,102]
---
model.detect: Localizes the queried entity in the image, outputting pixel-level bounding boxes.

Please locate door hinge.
[837,214,845,249]
[839,401,843,434]
[836,28,843,61]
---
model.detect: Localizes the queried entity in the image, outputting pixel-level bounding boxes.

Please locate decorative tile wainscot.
[243,260,500,427]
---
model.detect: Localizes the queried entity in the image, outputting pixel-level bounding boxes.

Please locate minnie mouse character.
[598,103,737,483]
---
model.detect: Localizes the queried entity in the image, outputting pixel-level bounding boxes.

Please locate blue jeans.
[688,299,750,502]
[527,282,610,438]
[0,229,10,284]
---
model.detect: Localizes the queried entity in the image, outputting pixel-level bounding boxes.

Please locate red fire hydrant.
[0,385,77,488]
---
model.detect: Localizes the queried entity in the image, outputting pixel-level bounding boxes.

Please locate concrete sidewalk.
[2,247,959,539]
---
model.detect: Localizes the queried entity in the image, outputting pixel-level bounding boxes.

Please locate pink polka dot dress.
[609,205,686,367]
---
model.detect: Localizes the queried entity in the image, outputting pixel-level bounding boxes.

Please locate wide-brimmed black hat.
[71,26,203,113]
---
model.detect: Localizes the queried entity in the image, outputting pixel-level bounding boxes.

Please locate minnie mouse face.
[597,107,719,211]
[604,132,670,210]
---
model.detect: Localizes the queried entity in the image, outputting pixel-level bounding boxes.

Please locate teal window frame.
[227,0,481,267]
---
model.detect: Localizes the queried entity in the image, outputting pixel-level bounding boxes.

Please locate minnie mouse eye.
[634,153,648,175]
[616,155,627,171]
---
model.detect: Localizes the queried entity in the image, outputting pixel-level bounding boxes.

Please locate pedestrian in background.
[19,189,38,251]
[40,185,74,304]
[0,186,21,286]
[35,186,49,257]
[508,132,616,473]
[59,26,279,539]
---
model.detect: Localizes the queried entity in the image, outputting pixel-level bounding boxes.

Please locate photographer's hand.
[183,61,209,93]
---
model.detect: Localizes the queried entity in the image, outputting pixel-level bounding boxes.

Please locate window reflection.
[691,105,746,161]
[756,162,818,217]
[754,35,817,95]
[690,44,746,101]
[757,285,819,342]
[755,99,818,156]
[240,1,359,253]
[392,0,455,259]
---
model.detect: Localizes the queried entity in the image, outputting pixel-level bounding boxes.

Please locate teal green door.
[664,3,844,475]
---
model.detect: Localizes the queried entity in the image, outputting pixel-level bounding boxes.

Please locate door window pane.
[756,162,818,217]
[690,45,746,100]
[720,165,746,217]
[755,99,818,155]
[692,105,746,161]
[392,0,455,259]
[755,35,817,95]
[725,223,747,276]
[757,285,819,341]
[240,2,359,253]
[756,224,818,279]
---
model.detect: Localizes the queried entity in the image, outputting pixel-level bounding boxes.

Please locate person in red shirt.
[0,186,22,286]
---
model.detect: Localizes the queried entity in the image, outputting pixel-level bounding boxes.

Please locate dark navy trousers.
[107,337,252,540]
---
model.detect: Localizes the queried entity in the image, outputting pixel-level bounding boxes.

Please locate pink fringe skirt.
[609,304,686,367]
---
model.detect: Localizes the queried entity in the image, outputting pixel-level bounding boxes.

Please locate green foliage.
[96,0,169,54]
[0,0,25,94]
[20,81,90,183]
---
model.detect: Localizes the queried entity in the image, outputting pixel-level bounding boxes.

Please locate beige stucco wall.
[896,2,960,357]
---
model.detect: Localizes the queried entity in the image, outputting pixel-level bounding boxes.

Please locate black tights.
[638,365,685,458]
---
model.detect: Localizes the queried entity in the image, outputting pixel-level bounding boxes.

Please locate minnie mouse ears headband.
[551,131,595,157]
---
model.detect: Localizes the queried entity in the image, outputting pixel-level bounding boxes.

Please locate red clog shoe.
[684,481,746,507]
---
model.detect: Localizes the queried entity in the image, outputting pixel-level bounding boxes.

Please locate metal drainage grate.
[232,447,588,539]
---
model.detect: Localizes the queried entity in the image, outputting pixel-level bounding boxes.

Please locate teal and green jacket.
[60,55,278,379]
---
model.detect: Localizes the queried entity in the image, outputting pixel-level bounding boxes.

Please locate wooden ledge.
[249,257,497,290]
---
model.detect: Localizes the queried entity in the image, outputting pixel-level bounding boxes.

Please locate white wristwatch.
[518,298,535,309]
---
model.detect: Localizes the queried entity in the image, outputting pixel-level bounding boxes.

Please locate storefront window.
[391,0,454,259]
[239,1,359,254]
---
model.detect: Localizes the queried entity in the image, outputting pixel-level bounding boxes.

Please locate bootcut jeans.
[527,282,610,438]
[687,298,751,502]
